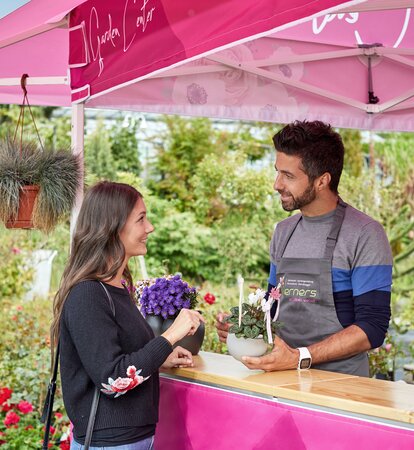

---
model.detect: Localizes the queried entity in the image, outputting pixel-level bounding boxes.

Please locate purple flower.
[137,274,199,318]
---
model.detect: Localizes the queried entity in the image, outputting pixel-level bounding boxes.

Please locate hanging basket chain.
[12,74,45,155]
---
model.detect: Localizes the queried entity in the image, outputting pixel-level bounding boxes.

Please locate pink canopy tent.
[73,1,414,131]
[1,0,414,132]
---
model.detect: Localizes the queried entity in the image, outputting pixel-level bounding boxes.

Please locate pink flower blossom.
[4,411,20,427]
[17,400,33,414]
[101,366,149,398]
[269,287,281,301]
[385,343,392,352]
[54,412,63,420]
[11,247,21,254]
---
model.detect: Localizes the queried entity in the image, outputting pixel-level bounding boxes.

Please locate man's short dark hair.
[272,120,344,193]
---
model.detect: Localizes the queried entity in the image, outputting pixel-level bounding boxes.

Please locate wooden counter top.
[161,351,414,425]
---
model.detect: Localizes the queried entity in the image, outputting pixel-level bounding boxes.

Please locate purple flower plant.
[137,275,198,319]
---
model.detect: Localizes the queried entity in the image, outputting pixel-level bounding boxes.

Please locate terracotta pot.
[145,314,164,337]
[226,333,268,361]
[161,316,205,355]
[6,185,39,229]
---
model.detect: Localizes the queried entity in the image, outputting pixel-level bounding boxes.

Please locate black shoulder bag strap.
[41,281,116,450]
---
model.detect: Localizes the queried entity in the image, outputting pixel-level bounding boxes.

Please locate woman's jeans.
[70,435,154,450]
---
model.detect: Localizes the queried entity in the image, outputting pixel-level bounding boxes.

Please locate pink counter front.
[155,352,414,450]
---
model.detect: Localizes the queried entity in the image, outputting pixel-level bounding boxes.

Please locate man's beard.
[279,183,316,211]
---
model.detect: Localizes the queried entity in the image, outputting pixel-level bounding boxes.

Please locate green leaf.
[242,314,252,325]
[244,326,253,338]
[251,325,260,339]
[229,325,242,334]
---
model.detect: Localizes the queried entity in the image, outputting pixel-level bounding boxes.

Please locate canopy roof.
[1,0,414,131]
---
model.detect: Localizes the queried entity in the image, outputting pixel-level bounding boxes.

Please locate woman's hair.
[272,120,344,193]
[51,181,142,350]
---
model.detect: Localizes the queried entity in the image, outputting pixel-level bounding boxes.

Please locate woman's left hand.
[161,346,194,369]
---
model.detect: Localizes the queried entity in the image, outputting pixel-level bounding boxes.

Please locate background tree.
[341,128,364,178]
[84,118,116,181]
[110,118,141,176]
[148,116,218,209]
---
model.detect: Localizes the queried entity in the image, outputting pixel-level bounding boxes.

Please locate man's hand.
[161,346,194,369]
[242,335,299,371]
[215,312,231,343]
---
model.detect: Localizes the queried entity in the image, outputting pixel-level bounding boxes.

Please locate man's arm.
[243,220,392,371]
[242,325,371,371]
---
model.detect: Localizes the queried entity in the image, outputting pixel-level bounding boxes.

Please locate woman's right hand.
[161,309,204,346]
[215,312,230,343]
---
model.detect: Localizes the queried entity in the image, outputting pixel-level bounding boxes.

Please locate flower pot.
[226,333,268,362]
[374,371,394,381]
[145,314,164,337]
[6,185,39,229]
[161,317,205,355]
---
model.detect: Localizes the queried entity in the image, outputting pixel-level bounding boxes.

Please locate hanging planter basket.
[6,185,40,229]
[0,75,82,232]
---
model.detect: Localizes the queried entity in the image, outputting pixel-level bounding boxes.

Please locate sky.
[0,0,30,20]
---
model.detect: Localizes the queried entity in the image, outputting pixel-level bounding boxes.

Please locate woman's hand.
[161,346,194,369]
[215,312,230,343]
[161,309,204,346]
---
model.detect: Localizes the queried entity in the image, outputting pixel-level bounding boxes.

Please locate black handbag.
[41,282,115,450]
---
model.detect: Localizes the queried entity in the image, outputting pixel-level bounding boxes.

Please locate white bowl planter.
[226,333,268,361]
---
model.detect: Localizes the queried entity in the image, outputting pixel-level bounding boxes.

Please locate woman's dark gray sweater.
[60,281,172,444]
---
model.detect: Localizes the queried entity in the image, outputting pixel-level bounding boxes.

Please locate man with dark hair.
[216,120,392,376]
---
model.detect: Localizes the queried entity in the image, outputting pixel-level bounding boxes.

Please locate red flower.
[60,440,70,450]
[0,387,12,405]
[43,425,56,435]
[4,411,20,427]
[17,400,33,414]
[55,412,63,420]
[203,292,216,305]
[25,425,34,430]
[2,403,12,412]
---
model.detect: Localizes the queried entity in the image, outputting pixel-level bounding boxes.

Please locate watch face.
[300,358,311,369]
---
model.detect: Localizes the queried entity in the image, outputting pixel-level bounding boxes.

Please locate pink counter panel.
[156,377,413,450]
[155,352,414,450]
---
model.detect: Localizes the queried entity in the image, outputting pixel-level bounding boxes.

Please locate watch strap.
[297,347,312,370]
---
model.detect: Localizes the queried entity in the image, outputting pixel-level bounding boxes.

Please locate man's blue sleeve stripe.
[332,266,392,296]
[268,263,277,285]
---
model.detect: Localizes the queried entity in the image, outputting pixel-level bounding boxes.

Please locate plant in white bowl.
[225,279,283,361]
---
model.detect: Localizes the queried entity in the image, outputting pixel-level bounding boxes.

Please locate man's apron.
[274,200,369,376]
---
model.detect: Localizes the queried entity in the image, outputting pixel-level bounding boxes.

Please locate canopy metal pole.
[70,103,85,243]
[0,76,68,86]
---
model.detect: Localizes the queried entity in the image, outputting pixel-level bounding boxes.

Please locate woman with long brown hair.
[51,181,203,449]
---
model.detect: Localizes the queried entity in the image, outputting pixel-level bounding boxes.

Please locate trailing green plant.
[0,138,81,232]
